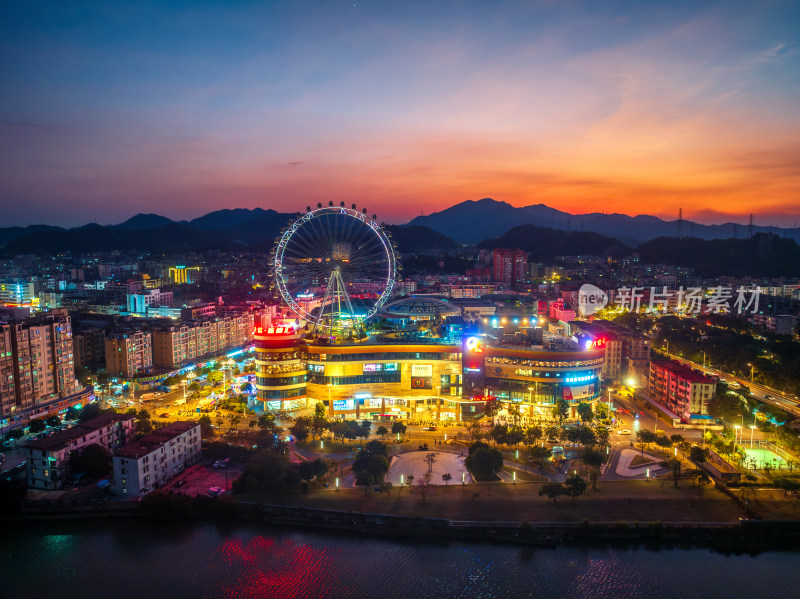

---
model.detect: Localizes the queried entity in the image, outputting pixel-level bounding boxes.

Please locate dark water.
[2,520,799,599]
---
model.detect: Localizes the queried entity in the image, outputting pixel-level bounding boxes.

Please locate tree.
[358,419,372,442]
[689,446,709,464]
[670,434,685,446]
[588,466,601,490]
[697,471,710,499]
[45,415,61,428]
[539,482,567,505]
[188,381,201,393]
[71,443,112,479]
[311,403,329,440]
[6,429,24,441]
[125,407,138,416]
[553,397,569,424]
[507,403,522,427]
[658,458,682,487]
[65,406,79,421]
[390,421,407,436]
[465,446,503,481]
[577,402,593,423]
[240,382,253,393]
[424,452,438,473]
[483,399,503,421]
[441,472,452,491]
[198,414,214,437]
[207,371,223,385]
[489,424,509,446]
[28,418,46,434]
[376,425,389,439]
[352,441,390,486]
[528,446,552,475]
[413,472,436,504]
[524,426,542,448]
[564,473,588,502]
[655,434,672,450]
[544,424,560,441]
[289,416,312,443]
[237,449,290,490]
[465,420,483,442]
[231,416,241,431]
[507,426,524,447]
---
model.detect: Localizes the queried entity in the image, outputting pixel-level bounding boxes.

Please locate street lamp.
[734,425,741,452]
[748,363,754,384]
[750,425,756,448]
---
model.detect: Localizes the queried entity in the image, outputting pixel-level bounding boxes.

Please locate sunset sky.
[1,1,798,227]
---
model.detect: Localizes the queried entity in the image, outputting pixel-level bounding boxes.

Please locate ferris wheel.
[270,203,400,333]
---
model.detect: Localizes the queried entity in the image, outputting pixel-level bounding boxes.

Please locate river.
[2,520,798,598]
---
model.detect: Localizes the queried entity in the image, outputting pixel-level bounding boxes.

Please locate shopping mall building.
[255,319,605,424]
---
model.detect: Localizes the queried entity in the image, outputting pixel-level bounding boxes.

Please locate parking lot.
[157,459,245,497]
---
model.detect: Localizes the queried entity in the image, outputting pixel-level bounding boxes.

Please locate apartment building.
[112,421,202,497]
[126,288,173,314]
[25,413,135,490]
[0,310,80,423]
[105,329,153,377]
[151,313,254,369]
[648,359,715,421]
[73,328,107,368]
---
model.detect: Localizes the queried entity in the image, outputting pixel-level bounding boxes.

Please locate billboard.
[411,364,433,389]
[462,334,486,398]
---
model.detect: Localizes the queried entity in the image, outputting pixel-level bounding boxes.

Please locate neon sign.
[465,336,484,352]
[584,337,606,349]
[255,326,296,335]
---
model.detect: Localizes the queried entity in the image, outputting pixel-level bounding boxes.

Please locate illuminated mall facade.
[254,324,605,424]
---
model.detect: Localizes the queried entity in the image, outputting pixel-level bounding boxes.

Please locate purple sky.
[1,1,799,228]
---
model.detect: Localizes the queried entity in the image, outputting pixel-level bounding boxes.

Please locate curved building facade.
[254,323,605,423]
[254,325,307,411]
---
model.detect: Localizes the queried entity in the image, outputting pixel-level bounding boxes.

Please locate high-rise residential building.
[491,249,528,287]
[151,313,254,369]
[112,421,202,497]
[73,328,107,368]
[648,359,715,421]
[105,329,153,377]
[25,413,135,490]
[0,309,82,425]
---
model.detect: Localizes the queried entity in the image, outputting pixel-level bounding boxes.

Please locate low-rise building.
[25,413,135,490]
[112,421,202,497]
[648,359,715,422]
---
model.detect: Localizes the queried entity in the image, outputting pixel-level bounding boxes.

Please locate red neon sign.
[254,326,296,336]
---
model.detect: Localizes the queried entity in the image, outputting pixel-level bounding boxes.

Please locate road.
[658,350,800,419]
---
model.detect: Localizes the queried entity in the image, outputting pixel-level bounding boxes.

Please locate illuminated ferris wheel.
[270,203,400,334]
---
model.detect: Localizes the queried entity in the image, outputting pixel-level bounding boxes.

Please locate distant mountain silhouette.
[112,213,175,230]
[478,224,629,262]
[636,233,800,278]
[3,223,244,255]
[0,224,64,248]
[408,198,800,245]
[1,210,454,257]
[189,208,284,231]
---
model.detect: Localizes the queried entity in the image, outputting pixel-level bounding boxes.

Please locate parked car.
[207,486,223,497]
[159,413,169,418]
[175,480,187,488]
[212,460,222,468]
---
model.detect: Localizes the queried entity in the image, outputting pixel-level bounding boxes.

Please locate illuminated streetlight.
[750,425,756,448]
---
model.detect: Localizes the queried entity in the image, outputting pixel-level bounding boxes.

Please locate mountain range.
[407,198,800,245]
[1,200,799,278]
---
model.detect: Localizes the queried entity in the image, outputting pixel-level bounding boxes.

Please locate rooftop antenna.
[749,214,754,238]
[677,208,683,239]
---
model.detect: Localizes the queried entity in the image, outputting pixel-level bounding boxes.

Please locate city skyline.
[1,1,799,227]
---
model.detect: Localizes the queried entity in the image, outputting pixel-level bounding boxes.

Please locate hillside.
[477,224,628,262]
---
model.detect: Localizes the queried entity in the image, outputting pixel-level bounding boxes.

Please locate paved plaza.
[386,450,472,486]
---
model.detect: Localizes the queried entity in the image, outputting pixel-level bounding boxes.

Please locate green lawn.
[237,479,741,523]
